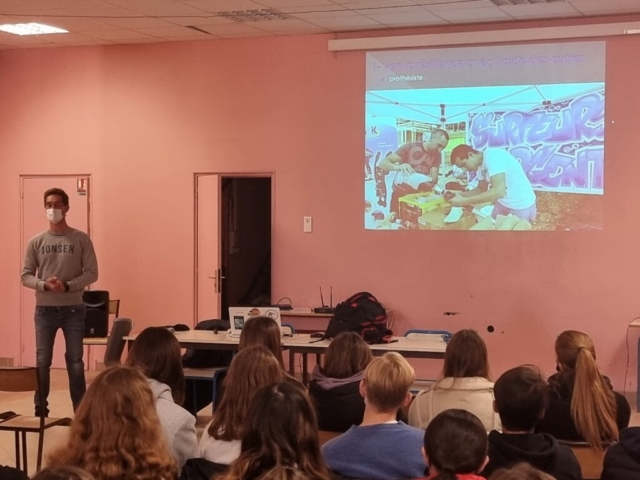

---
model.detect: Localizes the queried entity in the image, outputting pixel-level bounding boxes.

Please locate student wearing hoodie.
[127,327,198,470]
[601,427,640,480]
[308,332,373,432]
[481,366,581,480]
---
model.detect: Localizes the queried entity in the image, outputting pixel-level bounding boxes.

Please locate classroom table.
[124,330,447,384]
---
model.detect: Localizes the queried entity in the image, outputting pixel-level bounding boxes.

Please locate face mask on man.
[46,208,64,224]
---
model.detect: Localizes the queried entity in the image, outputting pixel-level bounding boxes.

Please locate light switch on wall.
[303,216,312,233]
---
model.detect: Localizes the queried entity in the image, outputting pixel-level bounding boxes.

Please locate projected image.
[365,42,605,231]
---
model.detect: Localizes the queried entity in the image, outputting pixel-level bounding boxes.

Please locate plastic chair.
[404,329,453,393]
[104,318,133,366]
[108,299,120,317]
[183,367,229,414]
[0,367,72,475]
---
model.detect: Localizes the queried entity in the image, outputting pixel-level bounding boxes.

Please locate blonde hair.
[555,330,618,449]
[47,366,178,480]
[489,462,555,480]
[32,466,95,480]
[208,346,284,441]
[364,352,415,411]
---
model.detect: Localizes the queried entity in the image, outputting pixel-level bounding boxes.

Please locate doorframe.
[193,171,275,326]
[19,174,93,366]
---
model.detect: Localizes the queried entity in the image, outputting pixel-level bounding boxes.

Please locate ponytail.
[571,347,618,449]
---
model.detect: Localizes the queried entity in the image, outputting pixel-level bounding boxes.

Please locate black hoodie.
[481,431,582,480]
[601,427,640,480]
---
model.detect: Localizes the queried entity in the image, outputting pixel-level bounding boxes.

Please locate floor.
[1,369,639,475]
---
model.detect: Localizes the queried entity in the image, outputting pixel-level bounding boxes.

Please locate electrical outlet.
[304,216,312,233]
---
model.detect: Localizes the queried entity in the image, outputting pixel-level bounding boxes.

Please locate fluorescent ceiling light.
[0,23,68,36]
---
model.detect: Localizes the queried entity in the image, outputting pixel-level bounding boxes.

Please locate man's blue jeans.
[34,305,86,415]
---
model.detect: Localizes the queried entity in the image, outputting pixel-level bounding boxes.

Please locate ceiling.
[0,0,639,50]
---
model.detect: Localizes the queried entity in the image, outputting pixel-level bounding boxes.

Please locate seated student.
[409,329,500,432]
[200,346,284,465]
[482,366,581,480]
[488,463,555,480]
[417,409,488,480]
[239,315,303,387]
[31,466,94,480]
[601,426,640,480]
[126,326,198,469]
[219,382,331,480]
[47,365,177,480]
[536,330,630,449]
[309,331,373,432]
[322,352,426,480]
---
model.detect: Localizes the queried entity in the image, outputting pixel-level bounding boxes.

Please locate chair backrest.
[108,299,120,317]
[0,367,38,393]
[281,323,295,336]
[558,440,611,479]
[404,329,453,343]
[104,318,133,367]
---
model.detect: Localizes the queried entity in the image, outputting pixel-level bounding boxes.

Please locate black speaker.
[83,290,109,337]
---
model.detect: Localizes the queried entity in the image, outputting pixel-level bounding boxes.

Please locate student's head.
[223,382,329,480]
[426,129,450,153]
[32,466,95,480]
[208,346,284,441]
[423,409,488,480]
[442,329,490,380]
[239,316,284,368]
[362,352,414,412]
[47,365,177,480]
[323,332,372,379]
[126,326,185,405]
[489,462,555,480]
[494,366,548,432]
[450,145,482,172]
[555,329,596,370]
[554,330,618,449]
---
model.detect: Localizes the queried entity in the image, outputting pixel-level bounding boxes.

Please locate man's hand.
[447,192,467,207]
[396,163,416,176]
[44,276,65,292]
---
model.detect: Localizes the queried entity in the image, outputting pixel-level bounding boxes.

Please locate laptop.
[228,306,283,337]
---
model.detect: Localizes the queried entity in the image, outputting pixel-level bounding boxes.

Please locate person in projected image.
[378,128,449,215]
[448,144,537,223]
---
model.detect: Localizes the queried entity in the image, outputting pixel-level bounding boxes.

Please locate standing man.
[21,188,98,416]
[378,129,449,215]
[449,144,537,222]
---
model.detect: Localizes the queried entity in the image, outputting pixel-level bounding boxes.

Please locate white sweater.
[199,419,242,465]
[408,377,501,432]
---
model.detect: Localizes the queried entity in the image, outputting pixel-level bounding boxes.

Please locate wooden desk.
[125,331,447,384]
[83,337,108,346]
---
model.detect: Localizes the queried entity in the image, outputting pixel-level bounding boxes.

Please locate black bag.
[324,292,391,344]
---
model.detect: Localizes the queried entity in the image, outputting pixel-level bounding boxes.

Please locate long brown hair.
[442,329,490,380]
[555,330,618,449]
[322,332,372,379]
[208,346,283,441]
[126,326,186,405]
[239,316,285,368]
[220,382,330,480]
[47,366,177,480]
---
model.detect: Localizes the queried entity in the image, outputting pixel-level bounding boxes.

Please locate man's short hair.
[364,352,415,411]
[44,188,70,207]
[431,128,450,142]
[494,366,548,431]
[450,145,478,166]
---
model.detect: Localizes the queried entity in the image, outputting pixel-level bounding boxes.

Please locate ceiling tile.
[83,29,152,40]
[99,17,179,29]
[569,0,640,15]
[250,18,329,33]
[499,2,581,19]
[180,0,267,13]
[16,16,115,32]
[366,8,447,26]
[100,0,208,16]
[0,35,55,46]
[433,6,511,22]
[46,32,111,44]
[162,15,234,27]
[253,0,333,8]
[306,14,382,29]
[177,21,266,36]
[135,25,210,37]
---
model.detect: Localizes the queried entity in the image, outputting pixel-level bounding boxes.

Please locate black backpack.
[324,292,392,344]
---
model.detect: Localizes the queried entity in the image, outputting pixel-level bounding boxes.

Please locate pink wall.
[2,16,640,390]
